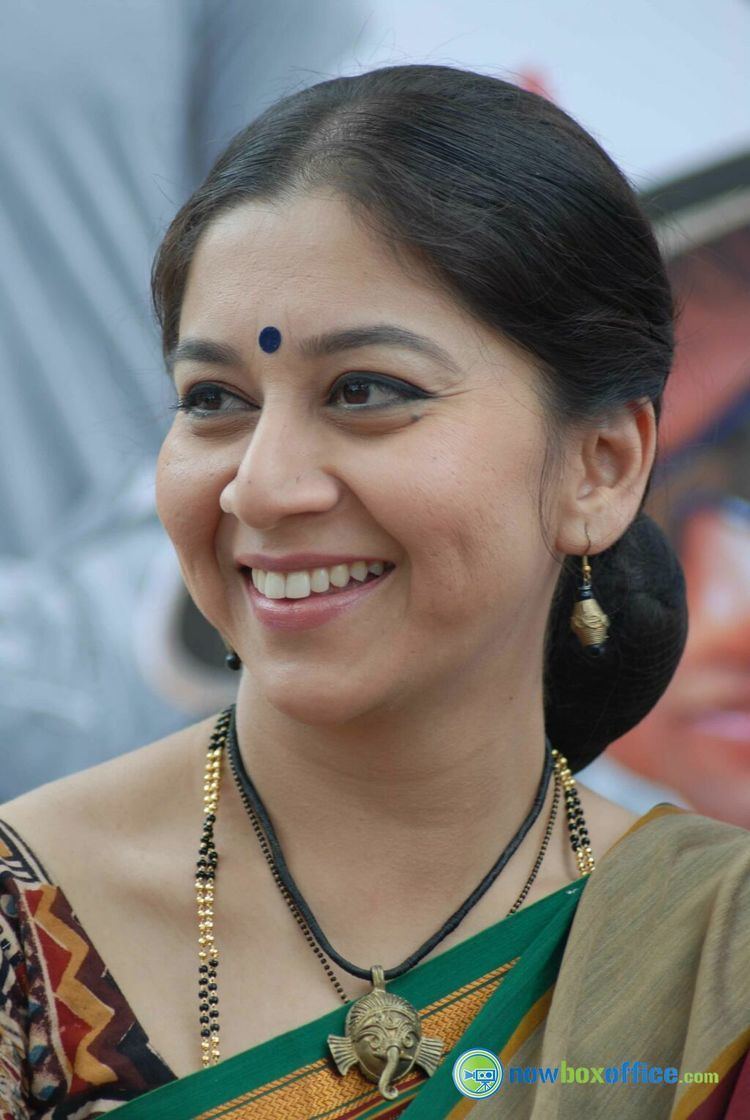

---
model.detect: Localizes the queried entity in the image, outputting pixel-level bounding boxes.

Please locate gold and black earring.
[570,551,610,656]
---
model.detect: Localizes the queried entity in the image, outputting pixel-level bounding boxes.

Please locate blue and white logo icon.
[452,1048,504,1098]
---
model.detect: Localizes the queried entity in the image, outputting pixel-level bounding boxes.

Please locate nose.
[218,400,340,529]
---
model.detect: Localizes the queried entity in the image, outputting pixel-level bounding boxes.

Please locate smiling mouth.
[241,563,395,601]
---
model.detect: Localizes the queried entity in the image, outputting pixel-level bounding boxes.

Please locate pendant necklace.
[195,705,594,1100]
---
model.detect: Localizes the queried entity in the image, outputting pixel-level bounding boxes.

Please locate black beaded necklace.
[225,702,554,981]
[195,704,595,1099]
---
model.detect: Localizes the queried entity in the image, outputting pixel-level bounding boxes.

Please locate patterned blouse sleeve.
[0,823,31,1119]
[0,817,176,1118]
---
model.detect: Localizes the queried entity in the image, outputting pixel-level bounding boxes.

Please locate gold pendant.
[327,965,444,1101]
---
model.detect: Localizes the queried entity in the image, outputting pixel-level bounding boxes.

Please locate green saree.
[110,805,750,1119]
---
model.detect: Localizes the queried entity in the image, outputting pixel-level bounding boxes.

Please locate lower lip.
[243,567,395,631]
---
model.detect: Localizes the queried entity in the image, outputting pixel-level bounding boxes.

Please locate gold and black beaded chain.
[552,749,596,874]
[195,706,595,1067]
[195,707,229,1065]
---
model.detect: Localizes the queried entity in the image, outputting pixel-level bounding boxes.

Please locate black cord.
[226,703,554,982]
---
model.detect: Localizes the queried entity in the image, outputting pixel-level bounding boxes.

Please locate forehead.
[176,191,542,399]
[179,192,471,345]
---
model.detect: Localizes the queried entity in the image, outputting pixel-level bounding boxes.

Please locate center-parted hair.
[153,63,688,770]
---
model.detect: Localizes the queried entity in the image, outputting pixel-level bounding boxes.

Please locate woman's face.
[155,192,563,725]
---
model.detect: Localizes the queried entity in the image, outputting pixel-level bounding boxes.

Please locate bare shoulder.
[0,714,236,1077]
[0,713,221,887]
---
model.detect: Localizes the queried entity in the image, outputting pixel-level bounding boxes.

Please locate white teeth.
[310,567,330,593]
[329,564,351,588]
[284,571,311,599]
[249,560,390,600]
[264,571,287,600]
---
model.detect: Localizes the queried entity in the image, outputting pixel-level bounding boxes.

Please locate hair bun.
[544,511,689,772]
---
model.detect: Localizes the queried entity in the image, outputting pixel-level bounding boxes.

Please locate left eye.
[329,375,424,409]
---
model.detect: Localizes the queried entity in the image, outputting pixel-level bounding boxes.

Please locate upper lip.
[235,552,393,573]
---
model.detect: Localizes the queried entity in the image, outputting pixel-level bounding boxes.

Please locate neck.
[229,656,550,903]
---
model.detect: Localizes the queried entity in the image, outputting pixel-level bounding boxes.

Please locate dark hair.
[153,63,688,770]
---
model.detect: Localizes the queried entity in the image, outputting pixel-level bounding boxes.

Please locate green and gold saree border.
[112,876,587,1119]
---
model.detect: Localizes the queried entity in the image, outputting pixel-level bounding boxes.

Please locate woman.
[1,64,748,1119]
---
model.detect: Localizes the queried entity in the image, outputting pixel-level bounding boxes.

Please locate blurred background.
[1,0,748,827]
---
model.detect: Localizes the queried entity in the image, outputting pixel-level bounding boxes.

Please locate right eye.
[171,384,252,418]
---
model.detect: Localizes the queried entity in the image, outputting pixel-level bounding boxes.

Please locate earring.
[569,553,610,656]
[223,642,242,671]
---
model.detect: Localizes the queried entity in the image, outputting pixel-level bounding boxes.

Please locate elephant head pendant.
[327,965,444,1101]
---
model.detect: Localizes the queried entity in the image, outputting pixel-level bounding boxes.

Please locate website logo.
[452,1048,504,1098]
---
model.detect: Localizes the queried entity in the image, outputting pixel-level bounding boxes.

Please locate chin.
[255,675,388,727]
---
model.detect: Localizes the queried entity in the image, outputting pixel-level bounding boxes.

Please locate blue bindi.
[258,325,282,353]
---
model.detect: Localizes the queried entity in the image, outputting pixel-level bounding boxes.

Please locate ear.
[554,399,658,556]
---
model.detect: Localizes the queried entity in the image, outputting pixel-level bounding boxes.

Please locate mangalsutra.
[195,706,594,1100]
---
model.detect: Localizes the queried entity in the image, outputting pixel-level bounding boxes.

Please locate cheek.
[393,418,543,607]
[155,433,224,584]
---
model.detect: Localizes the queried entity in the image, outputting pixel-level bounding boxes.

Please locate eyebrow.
[166,324,462,378]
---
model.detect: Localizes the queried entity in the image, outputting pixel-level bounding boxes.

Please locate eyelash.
[170,375,430,418]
